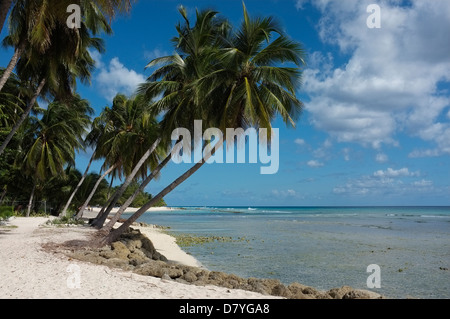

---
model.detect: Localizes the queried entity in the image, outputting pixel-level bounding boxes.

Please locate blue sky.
[1,0,449,206]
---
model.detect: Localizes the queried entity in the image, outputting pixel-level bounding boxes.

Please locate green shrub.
[0,206,13,220]
[47,215,85,226]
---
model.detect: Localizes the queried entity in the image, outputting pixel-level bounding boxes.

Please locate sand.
[0,217,276,299]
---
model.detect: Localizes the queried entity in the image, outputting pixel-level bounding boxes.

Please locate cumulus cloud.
[294,138,306,145]
[333,166,428,197]
[94,56,146,101]
[302,0,450,151]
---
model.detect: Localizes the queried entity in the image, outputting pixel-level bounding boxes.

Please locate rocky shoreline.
[64,226,384,299]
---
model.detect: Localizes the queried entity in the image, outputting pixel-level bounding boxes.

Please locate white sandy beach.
[0,217,275,299]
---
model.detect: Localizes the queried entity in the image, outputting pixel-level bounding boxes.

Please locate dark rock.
[327,286,355,299]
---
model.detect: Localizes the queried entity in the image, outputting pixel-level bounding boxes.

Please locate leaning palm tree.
[0,18,104,156]
[0,0,112,93]
[90,93,163,228]
[0,0,134,37]
[97,7,229,231]
[75,95,157,219]
[101,4,306,243]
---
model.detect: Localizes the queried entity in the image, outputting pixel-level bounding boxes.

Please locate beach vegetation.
[101,3,305,244]
[47,215,85,226]
[0,205,13,220]
[0,2,305,249]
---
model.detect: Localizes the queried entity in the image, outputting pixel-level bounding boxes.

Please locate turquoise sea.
[124,206,450,299]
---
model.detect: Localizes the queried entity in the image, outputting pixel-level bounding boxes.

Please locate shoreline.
[0,216,384,299]
[0,216,275,299]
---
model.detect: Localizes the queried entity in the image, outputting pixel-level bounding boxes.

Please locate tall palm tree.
[101,4,306,243]
[74,107,119,218]
[90,94,163,228]
[93,7,228,231]
[0,0,134,39]
[76,94,158,218]
[0,0,112,93]
[19,98,90,216]
[0,18,105,156]
[60,114,105,217]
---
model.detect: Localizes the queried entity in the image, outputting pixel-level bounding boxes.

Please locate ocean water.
[125,206,450,299]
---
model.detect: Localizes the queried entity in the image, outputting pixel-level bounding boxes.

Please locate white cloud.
[95,57,146,101]
[413,179,433,187]
[307,160,324,168]
[373,167,419,178]
[271,189,299,198]
[295,0,308,10]
[313,138,332,158]
[302,0,450,151]
[333,167,429,197]
[375,153,388,163]
[89,49,105,69]
[408,148,442,158]
[144,48,169,63]
[342,148,350,161]
[294,138,306,145]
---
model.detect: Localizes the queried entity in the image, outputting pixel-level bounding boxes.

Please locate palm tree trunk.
[90,138,161,228]
[0,0,13,36]
[0,77,46,156]
[60,151,96,218]
[75,163,117,219]
[102,152,172,231]
[0,38,26,93]
[0,188,7,204]
[26,181,36,217]
[107,176,114,198]
[91,187,116,221]
[101,138,223,245]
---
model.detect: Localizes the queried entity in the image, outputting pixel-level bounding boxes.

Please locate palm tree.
[101,151,171,231]
[101,4,306,243]
[0,0,112,93]
[90,94,163,228]
[0,0,134,38]
[0,17,105,156]
[0,68,29,131]
[19,98,90,216]
[74,107,119,218]
[93,7,228,231]
[59,117,103,217]
[76,94,159,219]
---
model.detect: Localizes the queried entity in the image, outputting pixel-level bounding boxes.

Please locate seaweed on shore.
[171,233,247,247]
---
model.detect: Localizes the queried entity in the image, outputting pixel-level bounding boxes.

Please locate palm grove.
[0,1,306,244]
